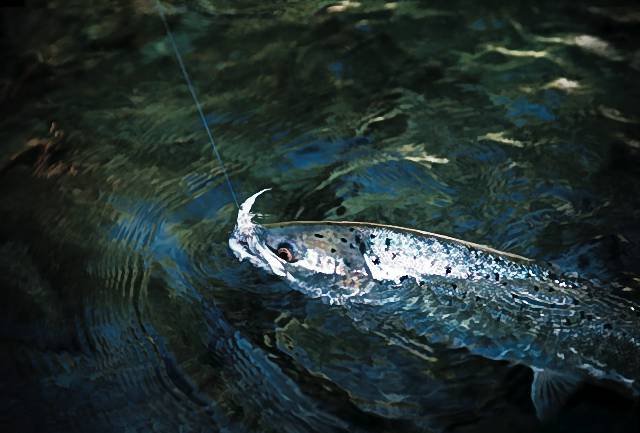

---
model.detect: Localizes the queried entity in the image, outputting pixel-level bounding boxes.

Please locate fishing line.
[153,0,240,209]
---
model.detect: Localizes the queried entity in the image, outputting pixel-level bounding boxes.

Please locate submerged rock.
[0,121,78,179]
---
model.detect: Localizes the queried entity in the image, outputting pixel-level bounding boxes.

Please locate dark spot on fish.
[533,286,539,292]
[418,281,424,286]
[314,233,324,238]
[603,323,612,330]
[385,238,391,251]
[359,242,366,254]
[355,234,361,243]
[370,233,376,239]
[340,238,347,243]
[485,274,490,280]
[511,292,517,299]
[399,275,409,283]
[373,257,380,265]
[501,281,508,286]
[452,283,458,290]
[475,295,482,302]
[572,298,580,305]
[391,252,397,260]
[466,272,474,279]
[349,227,354,232]
[548,287,555,292]
[331,248,336,253]
[413,255,416,259]
[586,314,594,321]
[336,206,346,216]
[350,243,355,249]
[345,260,351,267]
[445,266,451,275]
[495,273,500,281]
[564,318,572,326]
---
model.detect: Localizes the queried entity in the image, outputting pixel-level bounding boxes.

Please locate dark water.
[1,1,640,432]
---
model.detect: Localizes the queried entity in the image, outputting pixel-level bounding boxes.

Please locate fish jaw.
[228,192,377,302]
[228,188,288,277]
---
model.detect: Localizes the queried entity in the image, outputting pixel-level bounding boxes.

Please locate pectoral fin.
[530,368,580,420]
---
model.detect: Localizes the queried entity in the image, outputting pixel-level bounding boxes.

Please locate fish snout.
[229,228,287,277]
[229,217,264,262]
[229,188,287,277]
[228,187,270,261]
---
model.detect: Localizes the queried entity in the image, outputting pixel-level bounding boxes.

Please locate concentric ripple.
[1,1,639,432]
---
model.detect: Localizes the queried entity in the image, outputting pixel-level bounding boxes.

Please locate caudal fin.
[530,368,581,420]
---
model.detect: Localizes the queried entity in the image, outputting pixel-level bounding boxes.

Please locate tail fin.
[530,368,581,420]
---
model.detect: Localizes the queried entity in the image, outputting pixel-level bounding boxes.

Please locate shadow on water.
[1,1,640,432]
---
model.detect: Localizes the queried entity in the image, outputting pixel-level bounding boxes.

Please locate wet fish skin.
[229,190,640,418]
[258,222,639,377]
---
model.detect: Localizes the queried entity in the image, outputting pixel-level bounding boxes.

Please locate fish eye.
[276,242,296,263]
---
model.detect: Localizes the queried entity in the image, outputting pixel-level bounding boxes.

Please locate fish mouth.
[228,188,287,277]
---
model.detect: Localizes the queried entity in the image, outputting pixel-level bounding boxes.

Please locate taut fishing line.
[153,0,240,209]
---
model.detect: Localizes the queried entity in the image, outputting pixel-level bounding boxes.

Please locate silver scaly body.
[229,189,640,419]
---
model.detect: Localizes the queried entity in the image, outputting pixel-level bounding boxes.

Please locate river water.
[1,1,639,432]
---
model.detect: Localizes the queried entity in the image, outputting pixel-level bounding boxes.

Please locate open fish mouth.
[228,188,288,277]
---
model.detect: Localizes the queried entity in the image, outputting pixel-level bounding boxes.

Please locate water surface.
[1,1,640,432]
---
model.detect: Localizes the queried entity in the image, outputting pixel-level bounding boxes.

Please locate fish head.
[229,189,372,301]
